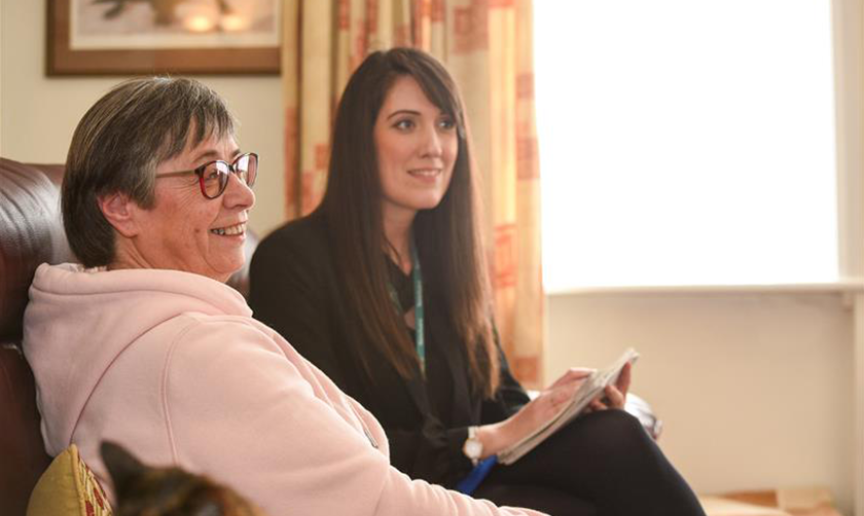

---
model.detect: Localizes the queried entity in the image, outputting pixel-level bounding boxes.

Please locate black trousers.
[472,410,706,516]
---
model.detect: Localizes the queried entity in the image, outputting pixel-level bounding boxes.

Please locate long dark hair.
[318,48,500,398]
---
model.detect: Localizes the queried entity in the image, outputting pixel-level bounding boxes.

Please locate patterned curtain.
[281,0,545,388]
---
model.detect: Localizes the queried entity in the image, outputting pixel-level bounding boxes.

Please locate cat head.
[101,441,266,516]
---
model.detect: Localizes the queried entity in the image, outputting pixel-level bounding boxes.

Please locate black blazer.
[248,211,529,486]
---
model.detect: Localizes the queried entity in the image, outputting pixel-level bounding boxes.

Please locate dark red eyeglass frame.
[155,152,258,199]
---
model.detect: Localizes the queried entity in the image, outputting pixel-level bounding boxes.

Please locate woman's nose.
[223,171,256,209]
[421,125,443,157]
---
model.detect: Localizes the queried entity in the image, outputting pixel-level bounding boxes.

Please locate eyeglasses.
[156,152,258,199]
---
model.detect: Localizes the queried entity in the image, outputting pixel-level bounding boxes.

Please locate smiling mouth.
[409,168,441,178]
[210,222,246,236]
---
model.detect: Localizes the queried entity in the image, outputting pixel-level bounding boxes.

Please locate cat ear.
[100,440,146,495]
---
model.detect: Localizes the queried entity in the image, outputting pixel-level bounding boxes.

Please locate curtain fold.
[281,0,545,388]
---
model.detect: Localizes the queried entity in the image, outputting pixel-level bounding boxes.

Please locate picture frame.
[47,0,281,76]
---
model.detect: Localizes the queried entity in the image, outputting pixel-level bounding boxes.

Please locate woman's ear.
[98,192,141,237]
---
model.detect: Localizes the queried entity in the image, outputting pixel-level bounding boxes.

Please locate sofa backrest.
[0,157,258,515]
[0,158,66,516]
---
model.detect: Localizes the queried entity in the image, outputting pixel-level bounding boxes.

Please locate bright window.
[535,1,838,291]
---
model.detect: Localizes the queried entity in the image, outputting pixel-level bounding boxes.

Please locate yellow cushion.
[27,444,113,516]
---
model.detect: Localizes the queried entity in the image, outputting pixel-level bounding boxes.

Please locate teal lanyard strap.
[411,241,425,375]
[387,240,425,375]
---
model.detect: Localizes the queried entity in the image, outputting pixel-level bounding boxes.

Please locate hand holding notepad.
[497,348,640,465]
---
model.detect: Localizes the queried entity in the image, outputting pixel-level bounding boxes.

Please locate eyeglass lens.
[201,153,258,198]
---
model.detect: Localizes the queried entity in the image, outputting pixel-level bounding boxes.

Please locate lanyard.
[388,240,425,375]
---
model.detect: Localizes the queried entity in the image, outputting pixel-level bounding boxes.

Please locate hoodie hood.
[23,263,251,456]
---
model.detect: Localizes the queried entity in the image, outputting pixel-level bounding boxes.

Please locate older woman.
[22,77,544,516]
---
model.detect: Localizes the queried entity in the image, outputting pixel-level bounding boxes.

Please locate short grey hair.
[63,77,236,267]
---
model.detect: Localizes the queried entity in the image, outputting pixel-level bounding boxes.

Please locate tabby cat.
[101,441,267,516]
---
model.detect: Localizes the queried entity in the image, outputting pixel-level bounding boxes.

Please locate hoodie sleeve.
[160,318,546,516]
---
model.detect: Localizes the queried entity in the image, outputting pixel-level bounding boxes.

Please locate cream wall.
[0,0,3,154]
[0,0,286,236]
[0,0,3,153]
[546,291,855,514]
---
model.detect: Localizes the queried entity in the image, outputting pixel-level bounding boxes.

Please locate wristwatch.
[462,426,483,466]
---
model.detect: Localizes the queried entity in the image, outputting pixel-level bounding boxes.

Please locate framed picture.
[47,0,281,75]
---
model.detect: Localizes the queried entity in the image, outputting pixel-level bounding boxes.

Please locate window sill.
[546,280,864,297]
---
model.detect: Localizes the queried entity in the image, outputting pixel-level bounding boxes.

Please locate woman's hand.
[475,368,594,457]
[586,362,632,412]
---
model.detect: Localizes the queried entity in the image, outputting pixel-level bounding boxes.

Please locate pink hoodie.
[23,263,545,516]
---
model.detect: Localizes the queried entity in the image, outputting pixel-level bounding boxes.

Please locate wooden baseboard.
[701,488,842,516]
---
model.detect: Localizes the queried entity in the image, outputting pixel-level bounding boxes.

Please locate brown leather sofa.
[0,157,257,516]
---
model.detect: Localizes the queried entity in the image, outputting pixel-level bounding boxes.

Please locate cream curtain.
[281,0,545,388]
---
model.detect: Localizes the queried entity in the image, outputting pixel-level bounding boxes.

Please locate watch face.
[465,439,483,459]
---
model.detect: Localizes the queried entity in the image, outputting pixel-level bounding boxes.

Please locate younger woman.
[250,48,705,516]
